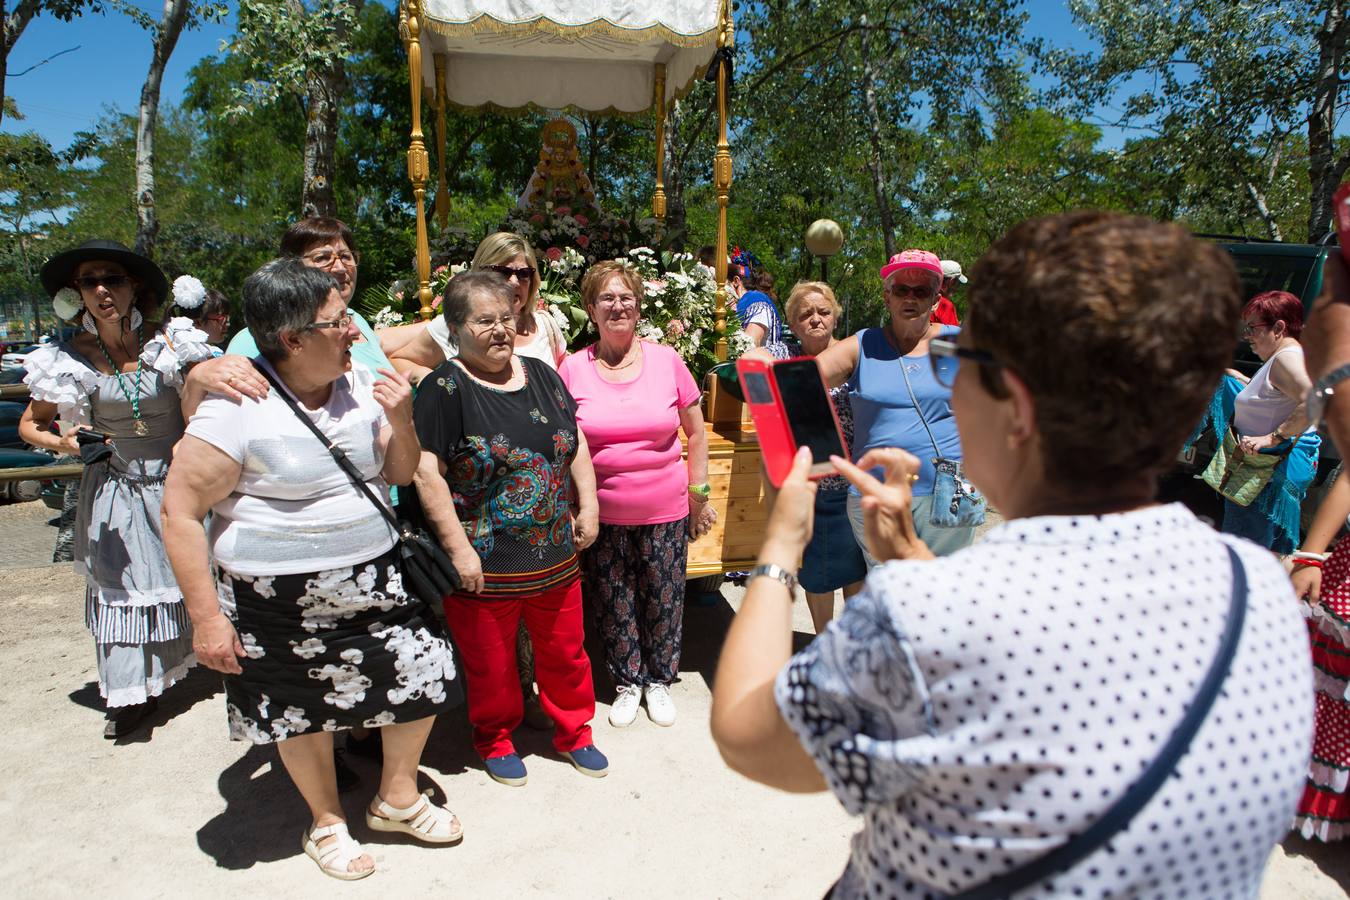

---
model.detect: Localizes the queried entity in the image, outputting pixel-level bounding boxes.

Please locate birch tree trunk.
[859,21,896,259]
[664,100,688,246]
[1,1,41,130]
[134,0,191,258]
[1307,0,1349,243]
[301,65,342,218]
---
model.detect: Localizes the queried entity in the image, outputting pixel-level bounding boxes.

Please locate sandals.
[366,794,464,844]
[302,822,374,881]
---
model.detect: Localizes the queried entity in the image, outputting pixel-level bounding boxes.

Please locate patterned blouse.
[775,505,1312,898]
[413,356,579,597]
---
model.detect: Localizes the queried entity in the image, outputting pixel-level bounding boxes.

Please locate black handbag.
[251,362,461,610]
[946,545,1249,900]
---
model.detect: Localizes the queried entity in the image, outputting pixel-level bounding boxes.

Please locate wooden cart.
[396,0,767,577]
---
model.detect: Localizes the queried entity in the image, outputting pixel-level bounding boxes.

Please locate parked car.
[0,446,59,504]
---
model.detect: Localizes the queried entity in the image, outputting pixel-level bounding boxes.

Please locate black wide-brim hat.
[39,239,169,304]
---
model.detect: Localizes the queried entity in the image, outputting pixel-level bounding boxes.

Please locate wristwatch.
[1307,363,1350,430]
[747,563,798,593]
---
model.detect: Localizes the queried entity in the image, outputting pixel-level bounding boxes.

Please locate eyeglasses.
[1241,321,1272,337]
[301,249,360,269]
[466,315,518,333]
[488,264,535,283]
[596,293,639,307]
[929,337,1003,389]
[886,283,936,300]
[306,309,355,331]
[73,274,131,291]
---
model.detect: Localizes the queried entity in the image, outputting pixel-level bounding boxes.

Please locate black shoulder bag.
[251,362,460,611]
[947,545,1248,899]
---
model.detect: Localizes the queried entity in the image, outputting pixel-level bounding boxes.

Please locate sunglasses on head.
[488,264,535,283]
[73,274,132,291]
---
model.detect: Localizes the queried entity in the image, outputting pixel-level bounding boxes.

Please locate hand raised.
[830,448,933,563]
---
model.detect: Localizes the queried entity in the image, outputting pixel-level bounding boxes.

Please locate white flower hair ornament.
[171,275,207,310]
[52,287,83,321]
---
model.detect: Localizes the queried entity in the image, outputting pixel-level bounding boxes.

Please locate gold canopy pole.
[401,0,433,321]
[712,2,733,361]
[434,53,450,232]
[652,63,667,232]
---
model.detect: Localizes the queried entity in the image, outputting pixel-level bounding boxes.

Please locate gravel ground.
[0,502,1345,897]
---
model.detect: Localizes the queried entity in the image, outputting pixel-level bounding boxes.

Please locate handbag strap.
[250,360,405,537]
[953,543,1248,900]
[896,347,942,461]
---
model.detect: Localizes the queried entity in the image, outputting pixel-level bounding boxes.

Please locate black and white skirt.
[216,547,463,744]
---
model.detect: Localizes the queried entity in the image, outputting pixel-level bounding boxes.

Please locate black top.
[413,356,580,598]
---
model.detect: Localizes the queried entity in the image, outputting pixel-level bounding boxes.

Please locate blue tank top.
[847,325,963,497]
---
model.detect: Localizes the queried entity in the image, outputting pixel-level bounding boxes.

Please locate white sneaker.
[608,684,642,727]
[643,683,676,727]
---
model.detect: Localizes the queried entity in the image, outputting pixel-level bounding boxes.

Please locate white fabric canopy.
[417,0,723,112]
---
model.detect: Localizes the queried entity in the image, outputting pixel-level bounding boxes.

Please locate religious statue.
[518,118,597,211]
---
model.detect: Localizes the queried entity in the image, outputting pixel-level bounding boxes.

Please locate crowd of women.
[20,208,1348,889]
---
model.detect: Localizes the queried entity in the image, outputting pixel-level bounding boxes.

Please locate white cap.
[940,260,967,284]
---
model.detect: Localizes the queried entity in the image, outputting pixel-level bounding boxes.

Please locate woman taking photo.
[783,281,865,632]
[1198,290,1318,553]
[558,260,715,728]
[163,258,463,881]
[813,248,976,559]
[20,239,260,738]
[711,212,1313,897]
[413,270,606,787]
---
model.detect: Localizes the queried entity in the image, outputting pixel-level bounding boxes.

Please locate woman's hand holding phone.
[831,448,934,564]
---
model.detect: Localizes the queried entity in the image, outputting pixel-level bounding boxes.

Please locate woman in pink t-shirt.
[559,260,715,729]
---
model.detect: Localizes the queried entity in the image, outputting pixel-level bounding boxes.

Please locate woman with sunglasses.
[389,232,567,384]
[19,239,265,738]
[810,248,977,559]
[1195,290,1318,553]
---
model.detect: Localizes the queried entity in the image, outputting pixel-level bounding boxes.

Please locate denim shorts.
[799,488,869,593]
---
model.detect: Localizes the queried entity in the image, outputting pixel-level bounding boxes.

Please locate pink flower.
[576,235,591,248]
[667,319,686,338]
[556,206,572,217]
[531,214,544,224]
[432,295,443,310]
[573,214,589,226]
[545,247,563,261]
[433,265,447,275]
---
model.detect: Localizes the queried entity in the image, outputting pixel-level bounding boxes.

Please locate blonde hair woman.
[387,232,566,384]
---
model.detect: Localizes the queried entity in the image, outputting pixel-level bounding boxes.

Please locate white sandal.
[366,794,464,844]
[301,822,374,880]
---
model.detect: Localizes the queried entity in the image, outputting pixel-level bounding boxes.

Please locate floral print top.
[413,355,580,598]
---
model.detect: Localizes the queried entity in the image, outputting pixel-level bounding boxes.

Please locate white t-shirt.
[426,308,566,368]
[185,363,397,576]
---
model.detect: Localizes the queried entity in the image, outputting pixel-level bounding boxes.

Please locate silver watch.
[1307,363,1350,430]
[747,563,798,593]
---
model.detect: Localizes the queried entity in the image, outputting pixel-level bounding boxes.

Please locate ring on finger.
[906,473,919,484]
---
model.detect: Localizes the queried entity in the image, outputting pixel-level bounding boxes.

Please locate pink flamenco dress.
[1297,541,1350,841]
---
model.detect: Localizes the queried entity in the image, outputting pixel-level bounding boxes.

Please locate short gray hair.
[442,269,515,330]
[243,258,337,361]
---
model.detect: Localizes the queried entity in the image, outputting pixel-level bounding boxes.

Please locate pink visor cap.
[879,249,943,282]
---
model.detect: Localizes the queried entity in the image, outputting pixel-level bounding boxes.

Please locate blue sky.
[4,0,1098,151]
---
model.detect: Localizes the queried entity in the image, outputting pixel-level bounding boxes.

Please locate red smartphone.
[1335,183,1350,261]
[736,356,850,487]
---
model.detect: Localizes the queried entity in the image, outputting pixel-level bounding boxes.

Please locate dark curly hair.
[966,212,1242,487]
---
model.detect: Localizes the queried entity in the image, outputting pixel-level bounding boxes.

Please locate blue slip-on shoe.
[561,744,609,778]
[483,752,528,786]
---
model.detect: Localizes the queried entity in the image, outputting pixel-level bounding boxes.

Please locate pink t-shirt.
[559,341,701,525]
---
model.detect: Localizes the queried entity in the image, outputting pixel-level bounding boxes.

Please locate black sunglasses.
[488,264,535,283]
[73,274,132,291]
[929,337,1003,389]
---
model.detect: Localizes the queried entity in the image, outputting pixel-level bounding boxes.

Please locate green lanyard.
[95,325,148,436]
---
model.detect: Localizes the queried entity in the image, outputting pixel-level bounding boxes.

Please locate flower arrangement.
[503,202,663,265]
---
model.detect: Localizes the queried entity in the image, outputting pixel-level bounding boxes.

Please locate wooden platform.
[686,422,769,577]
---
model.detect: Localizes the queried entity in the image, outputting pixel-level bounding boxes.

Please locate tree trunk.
[1,1,41,130]
[1247,137,1285,242]
[134,0,191,259]
[859,21,896,259]
[1308,0,1350,243]
[301,66,342,218]
[664,100,688,247]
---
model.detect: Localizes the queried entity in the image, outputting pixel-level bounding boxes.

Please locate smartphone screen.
[773,359,846,465]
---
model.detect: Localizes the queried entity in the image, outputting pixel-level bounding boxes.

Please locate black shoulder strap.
[251,360,403,536]
[952,544,1249,900]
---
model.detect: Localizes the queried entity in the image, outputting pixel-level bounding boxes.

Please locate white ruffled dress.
[24,318,213,707]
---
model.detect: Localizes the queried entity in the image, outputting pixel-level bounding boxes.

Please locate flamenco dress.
[1296,539,1350,841]
[24,319,213,707]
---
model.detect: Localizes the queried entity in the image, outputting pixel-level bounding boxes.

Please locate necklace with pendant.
[95,325,148,436]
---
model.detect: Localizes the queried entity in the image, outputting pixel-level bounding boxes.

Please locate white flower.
[171,275,208,310]
[52,287,82,320]
[239,632,265,659]
[364,711,396,728]
[637,321,665,342]
[291,637,327,659]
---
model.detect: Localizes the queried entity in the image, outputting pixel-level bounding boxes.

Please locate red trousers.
[443,578,595,759]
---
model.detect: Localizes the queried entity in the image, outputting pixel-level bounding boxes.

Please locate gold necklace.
[596,345,640,370]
